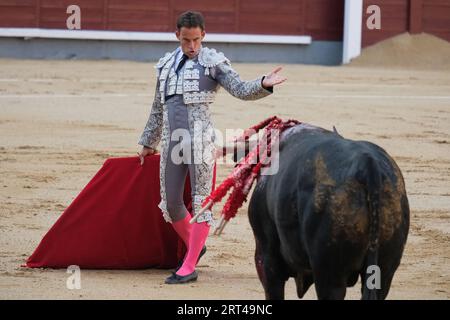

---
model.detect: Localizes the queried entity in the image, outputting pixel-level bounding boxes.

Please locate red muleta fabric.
[25,155,216,269]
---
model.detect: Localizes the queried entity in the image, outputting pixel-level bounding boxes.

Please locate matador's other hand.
[262,66,287,88]
[138,146,156,166]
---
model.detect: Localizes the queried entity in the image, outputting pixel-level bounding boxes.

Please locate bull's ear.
[333,126,343,138]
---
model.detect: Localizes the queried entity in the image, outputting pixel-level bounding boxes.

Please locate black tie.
[176,54,188,74]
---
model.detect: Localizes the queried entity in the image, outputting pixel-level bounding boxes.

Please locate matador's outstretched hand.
[262,66,287,88]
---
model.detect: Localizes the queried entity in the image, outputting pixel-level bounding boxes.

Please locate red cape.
[25,155,215,269]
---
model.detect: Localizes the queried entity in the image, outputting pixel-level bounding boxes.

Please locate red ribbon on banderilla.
[189,116,301,235]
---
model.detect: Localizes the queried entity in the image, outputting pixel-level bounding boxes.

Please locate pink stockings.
[172,216,210,276]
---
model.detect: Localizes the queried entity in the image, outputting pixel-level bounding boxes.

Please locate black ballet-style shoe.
[165,270,198,284]
[174,245,207,272]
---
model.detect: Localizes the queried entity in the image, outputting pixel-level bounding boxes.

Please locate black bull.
[248,124,409,300]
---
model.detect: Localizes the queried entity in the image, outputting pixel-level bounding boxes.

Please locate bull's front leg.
[295,271,314,299]
[254,239,288,300]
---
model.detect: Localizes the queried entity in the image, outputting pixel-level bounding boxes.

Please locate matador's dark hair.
[176,11,205,31]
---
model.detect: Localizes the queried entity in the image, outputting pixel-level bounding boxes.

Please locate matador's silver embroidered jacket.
[138,46,273,225]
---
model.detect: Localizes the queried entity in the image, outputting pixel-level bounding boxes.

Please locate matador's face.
[176,27,205,59]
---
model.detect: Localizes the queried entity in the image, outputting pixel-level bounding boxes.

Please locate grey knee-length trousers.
[164,95,197,222]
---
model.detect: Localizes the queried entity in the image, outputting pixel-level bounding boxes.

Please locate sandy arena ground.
[0,39,449,299]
